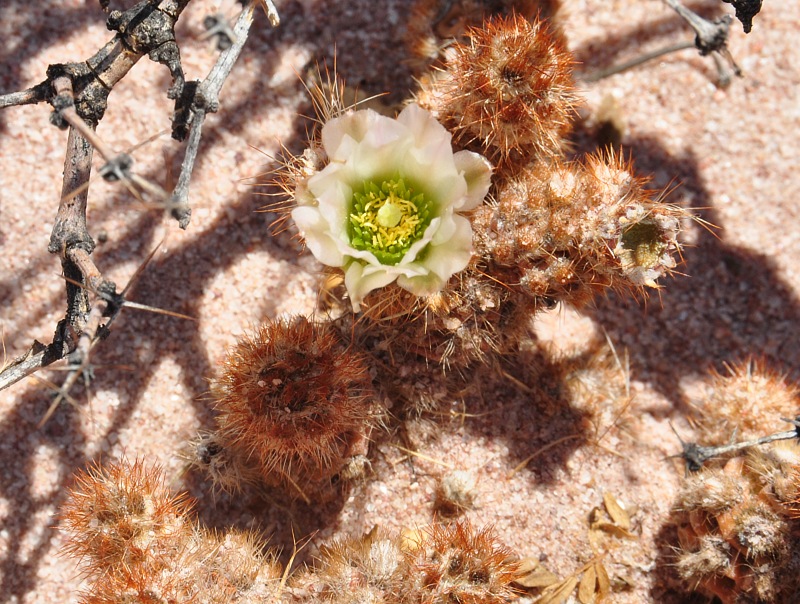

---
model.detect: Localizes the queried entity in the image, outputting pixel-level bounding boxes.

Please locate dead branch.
[0,0,279,396]
[0,84,50,109]
[582,1,742,85]
[0,342,59,392]
[51,125,95,353]
[169,1,264,228]
[663,0,742,82]
[722,0,763,33]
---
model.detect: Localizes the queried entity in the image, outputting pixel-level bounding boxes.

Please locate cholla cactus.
[689,358,800,445]
[273,11,688,370]
[59,458,282,604]
[60,457,193,581]
[401,520,520,604]
[294,521,519,604]
[472,152,686,306]
[293,528,404,603]
[61,460,519,604]
[404,0,562,73]
[416,13,576,167]
[672,446,800,603]
[207,316,382,499]
[355,151,686,366]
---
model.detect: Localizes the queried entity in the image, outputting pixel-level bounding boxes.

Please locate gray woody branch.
[0,0,278,394]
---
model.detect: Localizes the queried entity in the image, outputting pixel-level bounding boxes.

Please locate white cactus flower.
[291,104,492,311]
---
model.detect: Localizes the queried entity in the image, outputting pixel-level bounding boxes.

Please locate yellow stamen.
[349,177,431,264]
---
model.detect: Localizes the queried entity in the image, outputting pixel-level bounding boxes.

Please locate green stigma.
[620,221,666,269]
[348,177,433,265]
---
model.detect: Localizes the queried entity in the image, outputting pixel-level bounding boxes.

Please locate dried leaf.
[611,574,636,591]
[578,563,597,604]
[603,492,631,530]
[595,562,611,598]
[537,576,579,604]
[588,527,603,549]
[517,557,540,574]
[596,522,636,540]
[516,558,561,588]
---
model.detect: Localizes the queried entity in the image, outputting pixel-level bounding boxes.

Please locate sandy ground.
[1,0,799,602]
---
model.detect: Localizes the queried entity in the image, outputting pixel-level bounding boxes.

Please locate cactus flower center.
[348,177,433,265]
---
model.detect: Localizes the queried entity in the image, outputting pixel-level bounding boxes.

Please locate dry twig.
[0,0,279,396]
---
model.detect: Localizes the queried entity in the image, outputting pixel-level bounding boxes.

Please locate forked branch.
[0,0,279,396]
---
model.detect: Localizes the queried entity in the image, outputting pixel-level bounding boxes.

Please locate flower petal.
[291,205,346,267]
[321,109,382,161]
[430,213,457,246]
[397,215,473,295]
[423,214,474,280]
[398,104,453,166]
[308,164,353,233]
[348,132,412,182]
[396,271,447,297]
[292,104,491,311]
[398,216,441,264]
[344,261,400,312]
[454,150,492,210]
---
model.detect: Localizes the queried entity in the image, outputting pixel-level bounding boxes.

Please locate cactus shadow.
[446,348,593,486]
[185,469,352,569]
[577,133,800,418]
